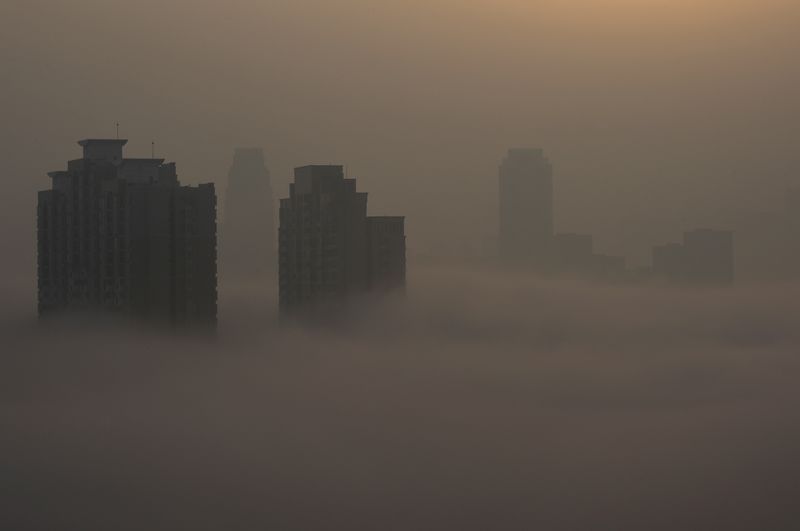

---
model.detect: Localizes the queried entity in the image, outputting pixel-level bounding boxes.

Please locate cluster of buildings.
[37,139,406,326]
[497,148,735,285]
[37,139,752,326]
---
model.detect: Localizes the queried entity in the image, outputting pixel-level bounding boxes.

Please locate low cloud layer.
[2,267,800,530]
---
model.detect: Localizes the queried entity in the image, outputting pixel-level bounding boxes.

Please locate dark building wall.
[176,184,218,325]
[498,148,554,266]
[37,159,119,312]
[127,184,175,322]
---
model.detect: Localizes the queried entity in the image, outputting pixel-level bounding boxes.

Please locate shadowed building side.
[37,139,217,326]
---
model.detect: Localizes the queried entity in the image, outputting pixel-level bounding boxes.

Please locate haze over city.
[2,1,799,529]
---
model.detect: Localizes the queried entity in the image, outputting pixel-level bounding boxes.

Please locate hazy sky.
[1,0,798,266]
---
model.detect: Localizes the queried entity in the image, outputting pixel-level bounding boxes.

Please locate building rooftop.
[77,139,128,147]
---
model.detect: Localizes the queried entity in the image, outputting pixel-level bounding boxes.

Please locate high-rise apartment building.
[37,139,217,325]
[278,165,405,313]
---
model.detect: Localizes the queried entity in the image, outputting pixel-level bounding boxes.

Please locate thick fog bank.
[2,266,800,530]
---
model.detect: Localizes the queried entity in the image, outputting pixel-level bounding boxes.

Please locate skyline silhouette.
[33,136,766,325]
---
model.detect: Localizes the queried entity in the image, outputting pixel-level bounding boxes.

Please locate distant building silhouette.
[498,148,553,266]
[652,229,734,285]
[37,139,217,325]
[278,165,405,314]
[222,148,274,277]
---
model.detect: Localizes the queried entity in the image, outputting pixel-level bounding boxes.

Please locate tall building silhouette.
[278,165,405,313]
[498,148,554,266]
[37,139,217,325]
[222,148,274,277]
[652,229,734,285]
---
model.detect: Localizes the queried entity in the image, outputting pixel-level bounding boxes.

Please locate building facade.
[278,165,405,313]
[222,148,274,277]
[37,139,217,325]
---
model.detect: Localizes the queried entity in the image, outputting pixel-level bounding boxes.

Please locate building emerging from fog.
[37,139,217,325]
[498,148,554,266]
[652,229,734,285]
[223,148,274,277]
[497,149,626,279]
[278,165,405,313]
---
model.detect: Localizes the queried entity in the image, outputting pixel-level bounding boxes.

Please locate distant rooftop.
[78,139,128,147]
[78,138,128,162]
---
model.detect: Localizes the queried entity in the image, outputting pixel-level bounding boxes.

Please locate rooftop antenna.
[151,141,155,158]
[115,122,120,139]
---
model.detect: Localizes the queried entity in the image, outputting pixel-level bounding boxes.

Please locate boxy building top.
[78,139,128,163]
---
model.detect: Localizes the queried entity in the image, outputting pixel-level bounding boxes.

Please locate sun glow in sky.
[476,0,793,25]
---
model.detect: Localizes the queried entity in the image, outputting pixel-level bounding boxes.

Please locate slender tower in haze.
[498,148,554,267]
[222,148,275,278]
